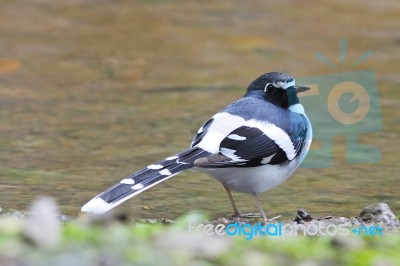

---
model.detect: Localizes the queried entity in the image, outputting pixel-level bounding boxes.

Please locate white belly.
[194,159,299,193]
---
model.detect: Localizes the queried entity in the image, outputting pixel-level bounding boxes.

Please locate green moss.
[0,213,400,266]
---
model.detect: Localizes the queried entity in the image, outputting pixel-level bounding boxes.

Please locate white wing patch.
[227,134,246,141]
[196,112,296,160]
[196,113,247,153]
[220,148,247,162]
[261,154,275,164]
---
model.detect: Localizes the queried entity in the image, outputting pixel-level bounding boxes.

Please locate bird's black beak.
[295,86,311,93]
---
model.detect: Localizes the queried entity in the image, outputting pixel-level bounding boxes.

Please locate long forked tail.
[81,147,210,214]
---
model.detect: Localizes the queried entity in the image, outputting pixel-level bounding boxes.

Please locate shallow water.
[0,0,399,219]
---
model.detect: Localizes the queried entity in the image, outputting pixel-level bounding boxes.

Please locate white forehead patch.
[267,79,295,90]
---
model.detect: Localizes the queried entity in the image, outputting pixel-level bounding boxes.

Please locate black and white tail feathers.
[81,147,210,214]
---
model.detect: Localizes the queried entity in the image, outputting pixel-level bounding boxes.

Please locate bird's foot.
[265,214,282,223]
[227,212,253,222]
[237,212,261,219]
[240,213,282,224]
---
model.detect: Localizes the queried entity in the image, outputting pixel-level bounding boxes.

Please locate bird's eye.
[266,84,276,94]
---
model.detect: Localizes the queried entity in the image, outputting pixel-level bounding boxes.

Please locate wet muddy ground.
[0,0,399,219]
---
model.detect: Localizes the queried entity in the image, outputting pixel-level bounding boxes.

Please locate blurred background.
[0,0,398,219]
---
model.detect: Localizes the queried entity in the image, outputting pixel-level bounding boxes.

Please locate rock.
[22,197,61,250]
[160,218,174,224]
[359,203,399,226]
[294,209,313,224]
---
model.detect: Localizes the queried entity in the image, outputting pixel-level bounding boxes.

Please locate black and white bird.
[81,72,312,222]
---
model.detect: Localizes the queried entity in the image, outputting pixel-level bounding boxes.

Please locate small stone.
[214,217,231,225]
[161,218,174,224]
[359,203,399,226]
[141,218,158,224]
[295,209,312,223]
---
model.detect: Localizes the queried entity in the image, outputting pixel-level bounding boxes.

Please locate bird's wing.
[191,118,214,147]
[195,116,308,168]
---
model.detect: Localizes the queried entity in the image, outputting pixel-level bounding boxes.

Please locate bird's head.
[245,72,310,109]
